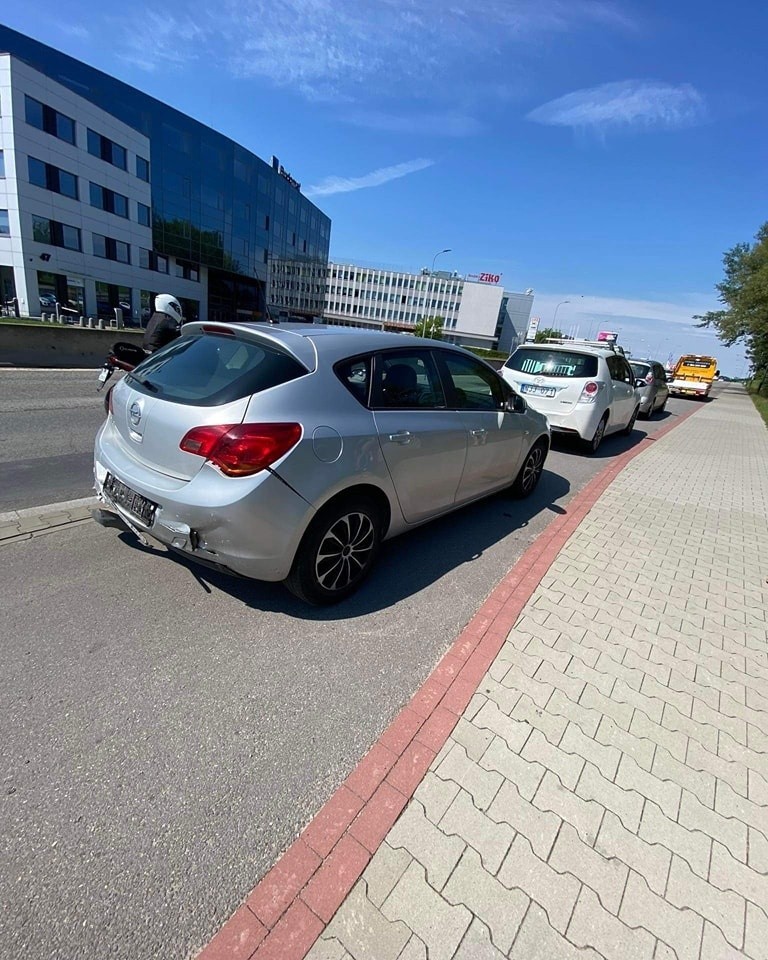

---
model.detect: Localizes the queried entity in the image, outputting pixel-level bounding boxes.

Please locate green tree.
[413,315,444,339]
[534,327,564,343]
[695,222,768,388]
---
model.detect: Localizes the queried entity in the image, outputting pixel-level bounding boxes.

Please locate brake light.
[578,381,600,404]
[179,422,302,476]
[645,373,654,385]
[201,324,235,336]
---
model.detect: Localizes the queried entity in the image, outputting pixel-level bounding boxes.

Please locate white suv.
[500,340,641,453]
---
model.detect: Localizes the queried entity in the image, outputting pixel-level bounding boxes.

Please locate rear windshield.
[630,362,651,378]
[126,334,307,406]
[678,357,715,369]
[505,348,598,379]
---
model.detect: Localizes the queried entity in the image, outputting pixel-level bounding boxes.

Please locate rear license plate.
[521,384,556,398]
[104,473,157,526]
[97,368,110,382]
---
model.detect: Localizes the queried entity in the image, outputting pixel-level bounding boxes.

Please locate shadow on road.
[117,469,572,620]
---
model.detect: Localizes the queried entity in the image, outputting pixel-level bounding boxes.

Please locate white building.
[323,262,533,351]
[0,55,203,322]
[0,32,330,326]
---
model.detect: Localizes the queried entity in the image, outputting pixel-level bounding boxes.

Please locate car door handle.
[470,428,487,437]
[388,431,413,444]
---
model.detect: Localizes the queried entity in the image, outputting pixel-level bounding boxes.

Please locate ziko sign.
[467,272,502,284]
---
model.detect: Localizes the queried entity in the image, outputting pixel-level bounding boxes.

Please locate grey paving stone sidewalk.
[308,387,768,960]
[0,497,96,543]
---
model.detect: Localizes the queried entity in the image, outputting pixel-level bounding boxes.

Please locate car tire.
[511,439,548,498]
[658,398,667,414]
[622,405,640,436]
[583,414,608,455]
[284,496,383,605]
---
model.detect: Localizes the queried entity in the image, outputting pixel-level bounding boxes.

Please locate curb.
[196,403,704,960]
[0,496,97,543]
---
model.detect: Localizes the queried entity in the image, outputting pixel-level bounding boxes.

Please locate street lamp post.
[552,299,570,333]
[424,248,451,338]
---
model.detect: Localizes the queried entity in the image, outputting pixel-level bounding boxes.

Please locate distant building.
[323,262,533,351]
[0,25,330,324]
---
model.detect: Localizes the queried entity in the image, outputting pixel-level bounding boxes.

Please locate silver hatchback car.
[94,324,550,604]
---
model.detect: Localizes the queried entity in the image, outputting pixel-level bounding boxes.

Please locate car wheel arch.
[309,483,393,540]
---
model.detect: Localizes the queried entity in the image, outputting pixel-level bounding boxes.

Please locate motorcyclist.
[142,293,183,353]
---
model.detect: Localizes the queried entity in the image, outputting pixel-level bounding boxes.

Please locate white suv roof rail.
[541,337,625,355]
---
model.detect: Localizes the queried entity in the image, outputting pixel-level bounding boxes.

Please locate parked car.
[629,359,669,418]
[39,293,58,311]
[94,324,550,604]
[500,339,641,454]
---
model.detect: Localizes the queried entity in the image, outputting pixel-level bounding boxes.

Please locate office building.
[324,262,534,351]
[0,26,330,325]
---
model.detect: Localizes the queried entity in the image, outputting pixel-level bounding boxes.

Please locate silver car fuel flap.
[103,473,158,527]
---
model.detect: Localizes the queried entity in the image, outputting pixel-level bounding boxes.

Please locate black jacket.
[143,312,180,352]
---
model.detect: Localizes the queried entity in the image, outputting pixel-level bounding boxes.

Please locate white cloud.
[305,158,435,198]
[528,80,707,131]
[113,0,633,99]
[60,24,90,40]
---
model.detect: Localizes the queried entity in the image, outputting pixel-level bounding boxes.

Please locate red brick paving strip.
[196,404,702,960]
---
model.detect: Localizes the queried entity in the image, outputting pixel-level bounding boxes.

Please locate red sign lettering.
[478,272,501,284]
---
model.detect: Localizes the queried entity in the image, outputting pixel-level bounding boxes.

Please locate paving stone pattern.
[308,390,768,960]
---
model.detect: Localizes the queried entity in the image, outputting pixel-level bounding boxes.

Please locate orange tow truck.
[668,355,719,399]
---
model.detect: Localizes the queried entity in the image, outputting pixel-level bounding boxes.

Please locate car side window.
[607,356,624,382]
[435,352,505,410]
[371,350,445,409]
[335,355,371,406]
[621,360,635,384]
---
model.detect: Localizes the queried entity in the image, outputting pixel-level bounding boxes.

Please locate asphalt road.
[0,369,108,512]
[0,370,700,960]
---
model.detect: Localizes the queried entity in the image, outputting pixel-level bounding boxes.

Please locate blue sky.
[5,1,766,374]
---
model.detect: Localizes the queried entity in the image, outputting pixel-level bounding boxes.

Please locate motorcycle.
[97,341,149,390]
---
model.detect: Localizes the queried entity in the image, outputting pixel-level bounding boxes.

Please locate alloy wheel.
[521,445,544,494]
[315,512,376,593]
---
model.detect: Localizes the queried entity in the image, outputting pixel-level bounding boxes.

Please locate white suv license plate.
[521,384,556,398]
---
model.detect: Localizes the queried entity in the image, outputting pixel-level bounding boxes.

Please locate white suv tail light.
[577,381,602,404]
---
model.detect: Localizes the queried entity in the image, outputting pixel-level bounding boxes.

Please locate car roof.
[181,322,475,371]
[513,342,615,358]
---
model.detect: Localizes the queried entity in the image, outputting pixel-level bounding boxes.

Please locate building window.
[25,95,76,145]
[137,203,151,227]
[0,150,4,177]
[32,216,81,251]
[89,183,129,218]
[28,157,78,199]
[0,209,9,236]
[139,249,169,273]
[174,259,200,282]
[93,234,130,264]
[136,156,150,182]
[87,129,127,170]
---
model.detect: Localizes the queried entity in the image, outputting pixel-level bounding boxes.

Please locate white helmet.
[154,293,183,325]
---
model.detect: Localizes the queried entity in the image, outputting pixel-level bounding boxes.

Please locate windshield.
[505,348,598,379]
[126,334,307,406]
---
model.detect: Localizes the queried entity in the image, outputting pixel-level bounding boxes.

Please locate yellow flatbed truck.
[668,355,718,399]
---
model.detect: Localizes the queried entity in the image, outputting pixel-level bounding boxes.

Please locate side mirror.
[506,393,526,413]
[635,378,645,388]
[715,370,720,377]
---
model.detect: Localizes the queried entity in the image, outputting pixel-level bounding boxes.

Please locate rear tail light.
[105,386,114,417]
[645,373,654,385]
[179,422,302,477]
[578,381,600,403]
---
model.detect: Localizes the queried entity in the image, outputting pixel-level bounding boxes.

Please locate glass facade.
[0,25,330,322]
